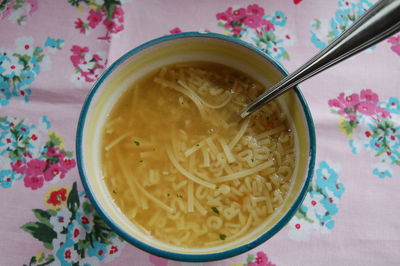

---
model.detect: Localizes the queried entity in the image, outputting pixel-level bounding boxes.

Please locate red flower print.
[81,216,90,224]
[24,174,44,190]
[109,245,118,254]
[46,187,68,207]
[169,27,182,34]
[65,249,71,259]
[294,0,304,4]
[87,9,103,29]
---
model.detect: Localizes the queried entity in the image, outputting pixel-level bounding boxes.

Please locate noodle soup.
[101,62,295,248]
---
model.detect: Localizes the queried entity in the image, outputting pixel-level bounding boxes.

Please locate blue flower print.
[0,170,18,188]
[20,70,35,85]
[270,11,286,26]
[315,161,340,195]
[310,31,326,50]
[320,196,339,215]
[356,0,374,16]
[386,97,400,114]
[372,167,393,178]
[87,241,107,260]
[334,8,351,25]
[317,214,335,230]
[55,239,77,266]
[44,37,64,50]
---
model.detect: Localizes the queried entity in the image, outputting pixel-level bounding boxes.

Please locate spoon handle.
[240,0,400,119]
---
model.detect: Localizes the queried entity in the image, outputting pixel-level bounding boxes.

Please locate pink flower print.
[169,27,182,34]
[103,19,124,34]
[248,252,276,266]
[113,6,124,23]
[25,159,46,177]
[216,7,236,29]
[75,18,87,34]
[246,4,265,18]
[60,158,76,171]
[92,53,103,62]
[243,15,262,28]
[44,163,65,181]
[11,160,25,174]
[27,0,39,15]
[357,101,376,116]
[24,174,44,190]
[342,93,360,108]
[87,9,103,29]
[375,106,391,119]
[70,45,89,57]
[387,35,400,56]
[360,89,379,105]
[231,7,246,21]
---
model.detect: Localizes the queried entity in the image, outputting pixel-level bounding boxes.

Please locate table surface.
[1,0,399,265]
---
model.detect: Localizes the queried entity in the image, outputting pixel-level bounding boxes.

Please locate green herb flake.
[167,193,170,197]
[176,194,183,198]
[133,140,140,146]
[112,190,117,194]
[139,160,143,163]
[211,207,219,214]
[196,143,200,147]
[219,234,226,240]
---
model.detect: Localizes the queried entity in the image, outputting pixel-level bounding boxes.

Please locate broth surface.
[101,62,295,247]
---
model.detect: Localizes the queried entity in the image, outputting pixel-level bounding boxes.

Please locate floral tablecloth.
[1,0,399,265]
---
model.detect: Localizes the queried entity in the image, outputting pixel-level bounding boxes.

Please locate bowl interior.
[77,33,315,261]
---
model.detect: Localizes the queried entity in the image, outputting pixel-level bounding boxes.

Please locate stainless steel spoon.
[239,0,400,119]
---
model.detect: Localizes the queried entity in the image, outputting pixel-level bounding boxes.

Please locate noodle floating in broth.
[101,62,295,247]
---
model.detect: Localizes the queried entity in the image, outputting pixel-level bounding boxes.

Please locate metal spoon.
[239,0,400,119]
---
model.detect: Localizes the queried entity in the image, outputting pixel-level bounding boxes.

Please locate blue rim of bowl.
[76,32,316,262]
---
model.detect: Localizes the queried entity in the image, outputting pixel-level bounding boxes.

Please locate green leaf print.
[20,222,57,249]
[32,209,53,228]
[67,182,80,218]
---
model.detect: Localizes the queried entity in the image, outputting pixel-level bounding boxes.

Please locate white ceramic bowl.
[76,32,316,262]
